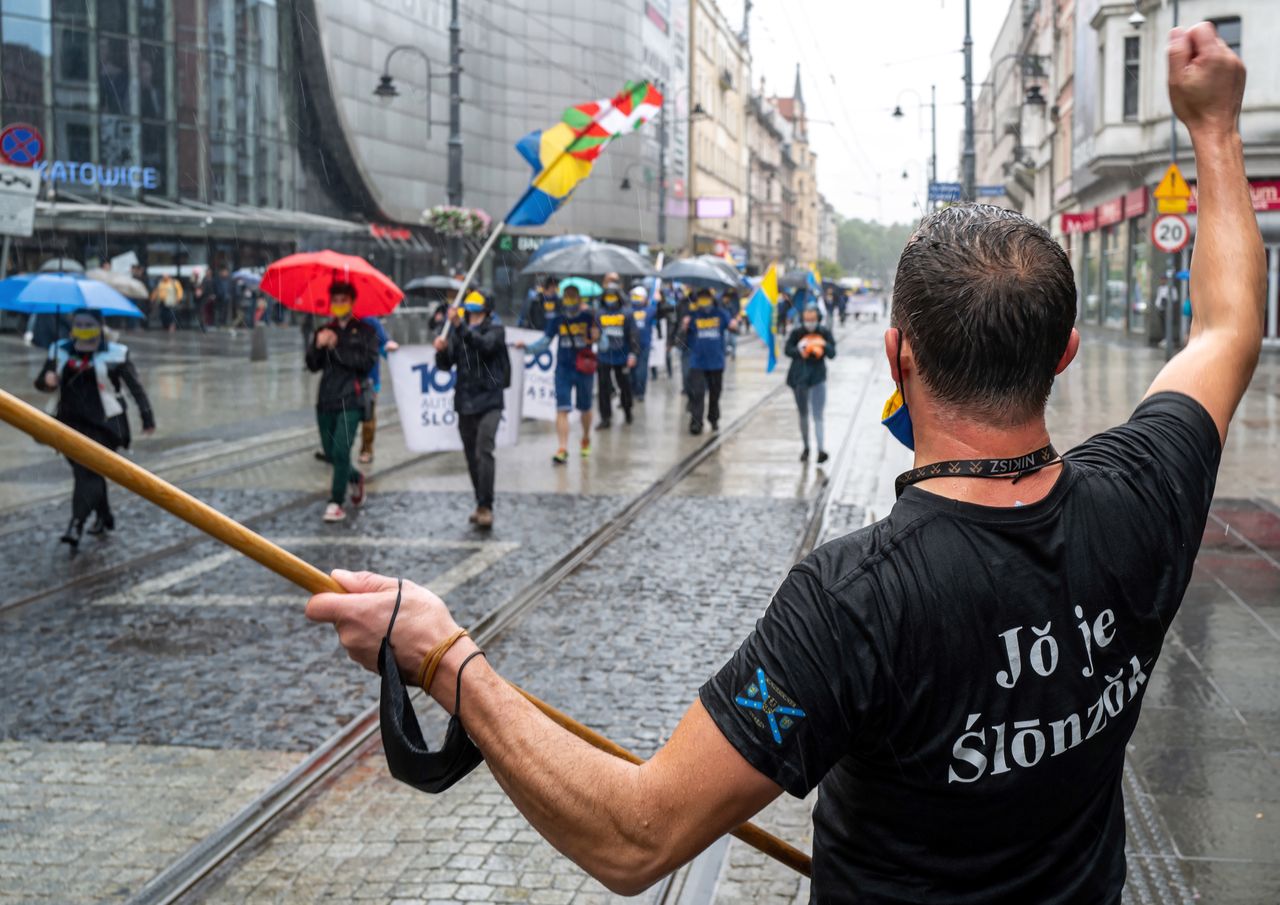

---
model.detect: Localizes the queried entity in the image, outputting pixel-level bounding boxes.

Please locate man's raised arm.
[1145,22,1266,444]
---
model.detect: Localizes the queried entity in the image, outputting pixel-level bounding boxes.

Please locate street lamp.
[655,79,708,248]
[374,45,440,140]
[891,86,938,209]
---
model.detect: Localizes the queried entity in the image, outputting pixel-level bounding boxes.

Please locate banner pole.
[441,221,507,340]
[0,387,812,878]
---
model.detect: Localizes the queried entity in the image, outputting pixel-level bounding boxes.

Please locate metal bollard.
[250,321,268,361]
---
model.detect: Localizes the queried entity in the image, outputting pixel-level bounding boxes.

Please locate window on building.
[1211,16,1241,56]
[1122,36,1139,121]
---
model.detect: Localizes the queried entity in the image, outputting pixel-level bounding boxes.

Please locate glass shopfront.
[0,0,296,206]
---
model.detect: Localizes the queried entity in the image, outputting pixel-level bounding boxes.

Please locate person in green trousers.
[305,281,379,522]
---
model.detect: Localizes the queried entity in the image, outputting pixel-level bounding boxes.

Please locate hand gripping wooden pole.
[0,388,812,879]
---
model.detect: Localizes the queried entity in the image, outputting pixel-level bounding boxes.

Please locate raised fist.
[1168,22,1245,138]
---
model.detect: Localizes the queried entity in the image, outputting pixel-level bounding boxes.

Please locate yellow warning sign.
[1153,163,1192,214]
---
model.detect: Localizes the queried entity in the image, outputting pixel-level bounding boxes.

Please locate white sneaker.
[322,502,346,522]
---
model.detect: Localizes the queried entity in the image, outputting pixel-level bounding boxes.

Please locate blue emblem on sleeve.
[735,667,806,744]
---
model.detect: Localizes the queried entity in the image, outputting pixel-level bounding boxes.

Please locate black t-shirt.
[700,393,1221,904]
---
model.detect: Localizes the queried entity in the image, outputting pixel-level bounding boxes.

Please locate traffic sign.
[0,123,43,167]
[977,184,1007,197]
[0,163,39,237]
[1151,213,1190,254]
[928,182,962,203]
[1153,163,1191,214]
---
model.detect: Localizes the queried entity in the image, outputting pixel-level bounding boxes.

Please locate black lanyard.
[894,444,1061,498]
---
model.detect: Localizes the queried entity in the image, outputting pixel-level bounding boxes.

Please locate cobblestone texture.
[0,486,303,606]
[0,490,625,904]
[193,494,810,903]
[0,740,301,905]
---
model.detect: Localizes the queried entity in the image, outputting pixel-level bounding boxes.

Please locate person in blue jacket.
[519,284,601,464]
[357,315,398,464]
[595,282,639,428]
[629,285,656,401]
[681,286,738,435]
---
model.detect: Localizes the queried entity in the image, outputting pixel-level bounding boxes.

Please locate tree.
[836,218,915,284]
[816,258,844,280]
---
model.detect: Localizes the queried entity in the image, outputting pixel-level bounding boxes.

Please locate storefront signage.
[1096,197,1124,228]
[0,123,157,189]
[1123,187,1148,219]
[695,196,734,219]
[35,160,159,189]
[1060,211,1096,234]
[1187,179,1280,213]
[369,223,412,240]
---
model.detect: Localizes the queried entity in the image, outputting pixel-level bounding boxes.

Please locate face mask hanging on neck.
[880,329,916,450]
[379,580,484,793]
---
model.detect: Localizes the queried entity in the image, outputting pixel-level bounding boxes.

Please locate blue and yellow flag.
[506,81,663,227]
[746,263,779,373]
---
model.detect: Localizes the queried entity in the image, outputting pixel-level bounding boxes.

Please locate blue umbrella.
[528,234,591,266]
[232,268,263,287]
[558,276,603,298]
[0,272,144,318]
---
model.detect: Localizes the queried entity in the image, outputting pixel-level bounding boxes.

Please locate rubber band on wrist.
[417,627,469,693]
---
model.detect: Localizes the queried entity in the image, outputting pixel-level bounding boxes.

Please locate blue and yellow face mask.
[463,290,486,314]
[70,325,102,341]
[881,330,915,450]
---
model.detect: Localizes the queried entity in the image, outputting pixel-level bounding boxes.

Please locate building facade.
[772,66,818,266]
[978,0,1280,347]
[0,0,690,296]
[745,87,786,272]
[687,0,749,261]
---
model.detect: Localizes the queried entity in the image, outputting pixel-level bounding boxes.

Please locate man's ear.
[884,328,903,384]
[1054,328,1080,375]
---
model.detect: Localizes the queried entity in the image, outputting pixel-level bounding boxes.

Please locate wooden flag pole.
[440,221,507,342]
[0,388,812,879]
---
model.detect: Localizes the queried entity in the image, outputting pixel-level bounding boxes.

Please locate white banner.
[506,326,558,422]
[0,164,39,238]
[387,344,522,452]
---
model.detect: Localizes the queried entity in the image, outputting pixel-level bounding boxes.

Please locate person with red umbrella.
[262,251,403,523]
[304,282,379,522]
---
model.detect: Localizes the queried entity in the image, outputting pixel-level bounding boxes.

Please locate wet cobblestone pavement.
[0,325,1277,904]
[192,494,812,904]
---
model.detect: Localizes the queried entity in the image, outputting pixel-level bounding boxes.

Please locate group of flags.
[496,77,809,374]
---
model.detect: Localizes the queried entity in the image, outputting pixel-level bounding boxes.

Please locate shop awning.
[30,191,408,243]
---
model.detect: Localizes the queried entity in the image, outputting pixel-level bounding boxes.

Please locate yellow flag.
[761,262,778,305]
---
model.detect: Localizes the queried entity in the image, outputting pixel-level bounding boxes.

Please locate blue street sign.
[928,182,962,202]
[977,184,1007,197]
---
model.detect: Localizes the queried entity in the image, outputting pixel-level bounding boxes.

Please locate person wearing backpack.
[434,290,508,529]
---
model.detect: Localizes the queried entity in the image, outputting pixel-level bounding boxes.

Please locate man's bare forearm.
[1187,130,1266,343]
[430,642,669,894]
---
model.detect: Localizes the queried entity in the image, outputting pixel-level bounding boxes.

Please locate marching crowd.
[33,267,850,540]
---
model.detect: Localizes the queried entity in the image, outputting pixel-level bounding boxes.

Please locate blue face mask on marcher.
[881,330,915,450]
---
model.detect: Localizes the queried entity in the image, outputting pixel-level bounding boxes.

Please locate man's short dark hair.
[330,281,357,299]
[891,204,1076,425]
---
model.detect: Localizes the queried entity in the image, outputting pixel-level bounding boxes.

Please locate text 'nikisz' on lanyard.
[894,443,1061,498]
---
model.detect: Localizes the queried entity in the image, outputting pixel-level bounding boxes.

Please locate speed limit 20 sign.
[1151,214,1190,253]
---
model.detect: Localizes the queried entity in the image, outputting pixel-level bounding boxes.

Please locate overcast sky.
[731,0,1011,225]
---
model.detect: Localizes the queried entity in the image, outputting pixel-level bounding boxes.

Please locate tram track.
[0,418,424,615]
[131,323,882,905]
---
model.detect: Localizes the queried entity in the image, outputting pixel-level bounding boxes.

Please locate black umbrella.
[521,241,655,278]
[695,255,747,287]
[778,269,812,290]
[405,275,464,294]
[658,258,739,290]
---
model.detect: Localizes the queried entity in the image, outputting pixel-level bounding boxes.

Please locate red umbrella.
[260,250,404,317]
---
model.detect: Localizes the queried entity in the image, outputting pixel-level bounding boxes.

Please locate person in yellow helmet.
[434,290,508,529]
